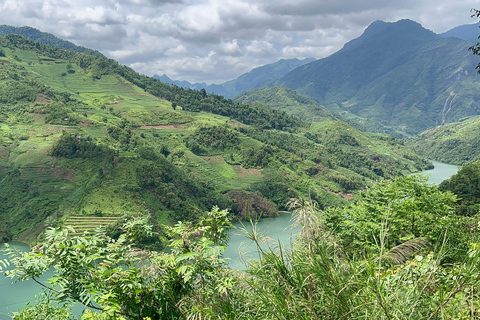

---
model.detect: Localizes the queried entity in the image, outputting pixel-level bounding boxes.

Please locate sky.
[0,0,479,84]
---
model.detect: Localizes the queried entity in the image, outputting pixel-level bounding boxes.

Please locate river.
[0,161,459,318]
[223,160,460,269]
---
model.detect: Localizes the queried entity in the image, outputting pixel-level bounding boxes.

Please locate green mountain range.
[275,19,480,136]
[153,58,315,98]
[0,33,431,244]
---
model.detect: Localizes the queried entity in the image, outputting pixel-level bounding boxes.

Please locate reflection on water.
[422,160,459,185]
[223,212,300,270]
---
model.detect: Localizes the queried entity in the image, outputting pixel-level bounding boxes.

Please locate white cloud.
[0,0,478,83]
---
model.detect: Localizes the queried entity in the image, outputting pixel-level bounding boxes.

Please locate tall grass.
[226,199,480,320]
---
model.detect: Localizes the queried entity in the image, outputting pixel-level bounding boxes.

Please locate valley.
[0,13,480,319]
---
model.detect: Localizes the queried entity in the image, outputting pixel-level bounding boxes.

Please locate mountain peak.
[342,19,437,52]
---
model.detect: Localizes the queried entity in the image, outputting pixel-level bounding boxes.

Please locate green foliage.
[136,158,219,222]
[233,86,336,122]
[322,175,470,260]
[227,190,277,219]
[2,208,234,320]
[4,179,480,319]
[12,293,76,320]
[0,80,36,104]
[0,25,103,56]
[440,160,480,216]
[186,124,239,155]
[408,116,480,165]
[50,131,114,159]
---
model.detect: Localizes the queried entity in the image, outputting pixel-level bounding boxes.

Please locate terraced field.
[63,216,120,233]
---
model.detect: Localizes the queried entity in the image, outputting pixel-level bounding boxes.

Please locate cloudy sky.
[0,0,478,84]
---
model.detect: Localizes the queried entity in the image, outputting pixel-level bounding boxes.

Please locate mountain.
[440,23,480,43]
[0,33,430,243]
[0,25,104,56]
[275,19,480,136]
[153,58,315,98]
[278,20,437,103]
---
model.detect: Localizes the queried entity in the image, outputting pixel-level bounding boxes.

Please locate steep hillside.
[278,20,437,103]
[276,19,480,135]
[0,34,431,244]
[408,116,480,165]
[234,86,405,137]
[154,58,315,98]
[346,37,480,135]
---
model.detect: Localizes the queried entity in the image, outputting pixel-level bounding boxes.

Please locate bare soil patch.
[424,127,439,138]
[138,125,185,129]
[0,146,10,158]
[34,93,52,104]
[52,168,77,183]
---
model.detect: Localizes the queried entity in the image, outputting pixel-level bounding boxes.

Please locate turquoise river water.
[0,161,459,318]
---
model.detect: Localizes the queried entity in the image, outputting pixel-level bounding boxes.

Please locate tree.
[322,175,469,259]
[1,208,234,319]
[469,8,480,72]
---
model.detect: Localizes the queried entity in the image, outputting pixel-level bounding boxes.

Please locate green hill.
[407,116,480,165]
[439,160,480,216]
[233,86,335,122]
[0,34,431,244]
[0,25,104,56]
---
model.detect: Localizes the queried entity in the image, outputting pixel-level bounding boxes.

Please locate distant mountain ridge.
[271,19,480,135]
[156,20,480,136]
[0,33,431,243]
[0,25,104,56]
[439,23,480,43]
[154,58,315,98]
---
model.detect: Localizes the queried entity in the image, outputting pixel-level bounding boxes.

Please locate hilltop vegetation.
[407,116,480,165]
[440,160,480,216]
[0,25,104,56]
[233,86,335,122]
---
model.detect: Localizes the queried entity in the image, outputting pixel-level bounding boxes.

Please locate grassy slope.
[0,35,431,244]
[408,115,480,165]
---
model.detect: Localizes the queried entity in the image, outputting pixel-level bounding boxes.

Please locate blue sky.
[0,0,478,83]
